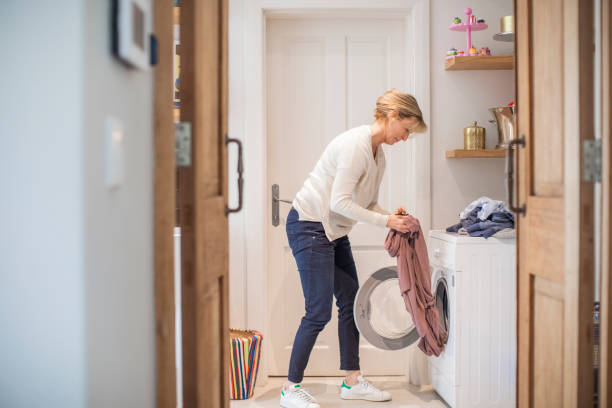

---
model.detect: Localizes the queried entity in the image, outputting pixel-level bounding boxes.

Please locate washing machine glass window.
[434,278,450,343]
[369,278,413,339]
[353,266,420,350]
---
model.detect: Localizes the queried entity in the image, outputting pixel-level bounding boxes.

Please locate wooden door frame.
[561,1,596,404]
[153,0,177,406]
[228,0,430,383]
[601,0,612,404]
[560,0,595,405]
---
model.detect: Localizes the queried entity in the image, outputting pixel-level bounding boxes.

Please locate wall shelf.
[445,149,506,158]
[445,56,514,71]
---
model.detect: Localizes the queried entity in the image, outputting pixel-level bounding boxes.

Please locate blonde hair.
[374,89,427,133]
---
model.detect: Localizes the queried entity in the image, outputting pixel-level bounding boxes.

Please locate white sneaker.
[280,383,320,408]
[340,376,392,402]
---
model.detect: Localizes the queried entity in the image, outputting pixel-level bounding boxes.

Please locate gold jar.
[463,121,485,150]
[500,15,514,34]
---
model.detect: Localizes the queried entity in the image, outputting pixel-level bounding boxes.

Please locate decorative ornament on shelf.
[447,8,491,60]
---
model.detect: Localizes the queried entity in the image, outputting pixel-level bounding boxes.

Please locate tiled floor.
[230,376,449,408]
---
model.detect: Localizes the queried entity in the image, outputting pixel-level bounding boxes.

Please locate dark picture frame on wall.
[111,0,151,70]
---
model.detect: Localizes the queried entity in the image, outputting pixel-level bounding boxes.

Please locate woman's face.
[384,115,421,145]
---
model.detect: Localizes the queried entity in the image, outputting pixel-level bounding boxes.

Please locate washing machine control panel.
[428,236,456,268]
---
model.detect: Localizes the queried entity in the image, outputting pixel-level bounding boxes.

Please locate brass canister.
[500,15,514,34]
[463,121,485,150]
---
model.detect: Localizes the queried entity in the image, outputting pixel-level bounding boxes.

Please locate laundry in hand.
[385,216,447,357]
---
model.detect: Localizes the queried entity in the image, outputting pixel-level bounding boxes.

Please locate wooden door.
[179,1,229,407]
[516,0,595,406]
[600,0,612,404]
[153,0,177,406]
[266,17,412,376]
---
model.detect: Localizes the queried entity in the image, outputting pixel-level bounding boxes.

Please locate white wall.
[0,1,155,407]
[0,3,86,407]
[83,1,155,407]
[431,0,515,229]
[228,0,249,330]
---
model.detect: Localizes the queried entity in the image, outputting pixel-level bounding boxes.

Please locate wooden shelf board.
[444,56,514,71]
[445,149,506,158]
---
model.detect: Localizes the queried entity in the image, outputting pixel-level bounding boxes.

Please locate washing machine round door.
[353,266,419,350]
[432,269,450,342]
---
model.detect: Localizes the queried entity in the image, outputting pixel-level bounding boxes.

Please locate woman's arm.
[367,201,391,215]
[330,165,389,228]
[366,173,391,215]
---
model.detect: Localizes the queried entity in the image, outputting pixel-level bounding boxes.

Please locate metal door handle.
[506,135,526,216]
[225,134,243,215]
[272,184,292,226]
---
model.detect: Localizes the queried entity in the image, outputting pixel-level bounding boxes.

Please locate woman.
[280,89,427,408]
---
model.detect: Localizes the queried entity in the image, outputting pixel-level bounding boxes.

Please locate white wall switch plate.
[104,116,125,189]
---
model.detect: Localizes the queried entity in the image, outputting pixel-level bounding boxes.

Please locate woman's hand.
[386,213,415,233]
[395,206,407,215]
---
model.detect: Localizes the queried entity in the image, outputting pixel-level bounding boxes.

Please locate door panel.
[531,0,565,197]
[516,0,595,406]
[266,17,410,376]
[525,196,564,282]
[532,277,564,407]
[179,1,229,407]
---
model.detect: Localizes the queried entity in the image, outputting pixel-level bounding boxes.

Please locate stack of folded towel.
[446,197,515,239]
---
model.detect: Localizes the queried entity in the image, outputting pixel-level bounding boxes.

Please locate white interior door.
[266,16,412,376]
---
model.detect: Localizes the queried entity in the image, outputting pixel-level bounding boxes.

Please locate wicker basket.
[229,328,263,400]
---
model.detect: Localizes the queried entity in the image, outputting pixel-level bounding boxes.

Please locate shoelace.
[358,379,374,392]
[293,388,316,402]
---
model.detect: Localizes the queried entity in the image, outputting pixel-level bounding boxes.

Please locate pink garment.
[384,217,447,356]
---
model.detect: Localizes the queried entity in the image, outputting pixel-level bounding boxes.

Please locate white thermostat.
[112,0,151,70]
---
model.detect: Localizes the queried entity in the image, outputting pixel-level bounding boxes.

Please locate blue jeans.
[285,207,360,383]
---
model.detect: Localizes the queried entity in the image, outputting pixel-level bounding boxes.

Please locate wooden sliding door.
[516,0,595,406]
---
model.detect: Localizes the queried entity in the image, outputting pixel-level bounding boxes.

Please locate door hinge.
[175,122,192,167]
[583,139,602,182]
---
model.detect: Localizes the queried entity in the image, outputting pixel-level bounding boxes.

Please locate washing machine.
[428,230,516,408]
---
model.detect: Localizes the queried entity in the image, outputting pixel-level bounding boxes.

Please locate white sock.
[345,374,360,385]
[283,381,298,391]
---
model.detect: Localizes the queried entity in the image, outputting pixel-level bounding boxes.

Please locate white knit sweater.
[292,125,391,241]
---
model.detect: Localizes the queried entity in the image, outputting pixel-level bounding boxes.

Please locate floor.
[230,376,449,408]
